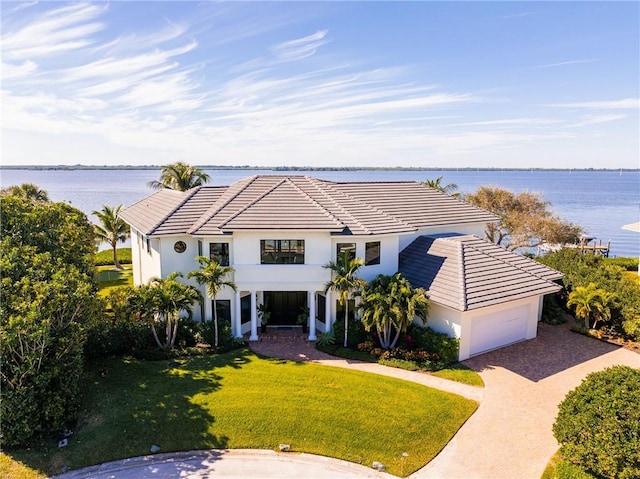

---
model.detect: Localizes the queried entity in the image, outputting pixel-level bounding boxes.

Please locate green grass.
[5,350,477,477]
[96,265,133,297]
[431,364,485,387]
[95,248,132,266]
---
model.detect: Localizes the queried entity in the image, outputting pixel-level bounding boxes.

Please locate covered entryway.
[469,304,530,356]
[264,291,306,325]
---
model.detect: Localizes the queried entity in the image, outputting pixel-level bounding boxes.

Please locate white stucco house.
[120,175,562,360]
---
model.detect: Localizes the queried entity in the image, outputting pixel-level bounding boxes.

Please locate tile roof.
[120,175,499,236]
[399,234,562,311]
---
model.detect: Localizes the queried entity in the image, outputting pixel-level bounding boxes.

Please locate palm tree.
[147,162,211,191]
[360,273,429,349]
[423,176,460,197]
[1,183,49,202]
[188,256,237,347]
[567,283,614,329]
[323,250,366,348]
[136,272,202,350]
[93,204,130,269]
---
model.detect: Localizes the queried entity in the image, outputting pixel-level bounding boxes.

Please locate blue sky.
[1,1,638,168]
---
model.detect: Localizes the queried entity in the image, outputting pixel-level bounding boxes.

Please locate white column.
[308,291,317,341]
[234,291,242,338]
[203,288,211,322]
[249,290,258,341]
[325,292,332,332]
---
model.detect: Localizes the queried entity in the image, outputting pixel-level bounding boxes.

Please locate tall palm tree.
[360,273,429,349]
[93,204,130,269]
[323,250,366,347]
[147,162,211,191]
[188,256,237,347]
[423,176,460,197]
[1,183,49,202]
[136,272,202,350]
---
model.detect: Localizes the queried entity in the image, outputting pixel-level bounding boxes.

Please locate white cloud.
[270,30,330,62]
[532,59,598,69]
[566,114,627,128]
[545,98,640,109]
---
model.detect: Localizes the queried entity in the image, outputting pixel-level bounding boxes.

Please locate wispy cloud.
[270,30,330,62]
[545,98,640,109]
[532,59,598,69]
[566,114,627,128]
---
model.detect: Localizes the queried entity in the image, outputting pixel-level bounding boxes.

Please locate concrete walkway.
[57,323,639,478]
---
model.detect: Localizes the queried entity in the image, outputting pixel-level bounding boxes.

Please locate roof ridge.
[147,187,201,235]
[217,177,289,228]
[302,177,364,231]
[188,175,258,234]
[458,240,469,311]
[288,178,346,227]
[321,180,415,234]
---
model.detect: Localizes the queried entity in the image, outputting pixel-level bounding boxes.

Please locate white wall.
[425,295,542,361]
[132,229,161,285]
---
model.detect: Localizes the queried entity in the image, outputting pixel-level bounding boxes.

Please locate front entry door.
[264,291,306,325]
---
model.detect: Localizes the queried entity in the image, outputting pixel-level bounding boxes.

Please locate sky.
[1,1,639,169]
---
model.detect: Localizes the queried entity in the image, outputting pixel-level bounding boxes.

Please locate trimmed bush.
[605,256,639,272]
[553,365,640,479]
[407,325,459,366]
[331,318,368,348]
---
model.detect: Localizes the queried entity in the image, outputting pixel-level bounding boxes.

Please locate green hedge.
[604,256,639,271]
[95,248,132,266]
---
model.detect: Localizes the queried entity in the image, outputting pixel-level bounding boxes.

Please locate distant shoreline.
[1,165,639,172]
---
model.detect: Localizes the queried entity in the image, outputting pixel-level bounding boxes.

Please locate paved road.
[55,322,639,478]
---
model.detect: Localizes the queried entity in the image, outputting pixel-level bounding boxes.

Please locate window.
[212,300,231,325]
[174,241,187,253]
[210,243,229,266]
[260,240,305,264]
[365,241,380,265]
[198,240,203,256]
[336,243,356,262]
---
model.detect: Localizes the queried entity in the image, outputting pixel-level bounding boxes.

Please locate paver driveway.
[414,321,640,479]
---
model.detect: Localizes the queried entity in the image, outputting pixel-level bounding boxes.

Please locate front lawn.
[4,350,477,477]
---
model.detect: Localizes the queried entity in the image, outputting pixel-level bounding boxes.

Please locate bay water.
[1,168,638,258]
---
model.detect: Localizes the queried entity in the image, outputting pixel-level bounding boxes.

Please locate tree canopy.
[1,182,49,202]
[1,192,100,446]
[465,186,581,250]
[423,176,460,197]
[147,162,211,191]
[359,273,430,349]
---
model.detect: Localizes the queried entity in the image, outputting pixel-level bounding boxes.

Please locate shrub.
[408,325,459,365]
[542,294,567,325]
[604,256,639,272]
[378,358,421,371]
[316,331,336,348]
[553,366,640,479]
[331,318,368,348]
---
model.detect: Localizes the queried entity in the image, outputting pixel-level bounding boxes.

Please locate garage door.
[469,305,530,356]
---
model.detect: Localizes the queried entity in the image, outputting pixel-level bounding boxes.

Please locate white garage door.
[469,305,530,356]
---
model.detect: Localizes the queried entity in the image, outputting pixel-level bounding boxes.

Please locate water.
[1,168,638,258]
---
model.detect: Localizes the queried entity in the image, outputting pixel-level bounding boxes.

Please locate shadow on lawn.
[6,349,257,477]
[463,321,621,382]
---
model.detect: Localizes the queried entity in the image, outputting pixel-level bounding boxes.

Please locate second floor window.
[261,239,305,264]
[336,243,356,262]
[365,241,381,265]
[210,242,230,266]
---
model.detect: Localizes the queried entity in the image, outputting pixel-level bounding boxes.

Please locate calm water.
[2,168,639,258]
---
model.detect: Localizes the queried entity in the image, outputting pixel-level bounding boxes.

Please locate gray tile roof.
[120,175,499,236]
[399,234,562,311]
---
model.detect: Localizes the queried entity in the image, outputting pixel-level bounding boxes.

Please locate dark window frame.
[336,242,356,262]
[260,239,305,264]
[210,242,230,266]
[365,241,381,265]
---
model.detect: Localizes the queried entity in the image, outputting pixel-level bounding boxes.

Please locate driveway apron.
[413,322,640,479]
